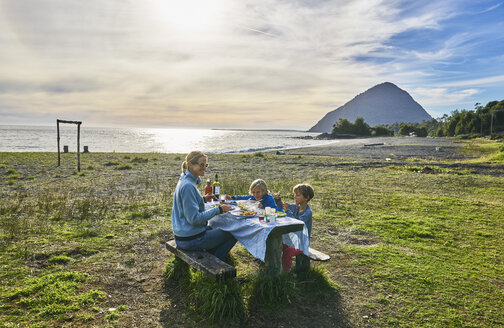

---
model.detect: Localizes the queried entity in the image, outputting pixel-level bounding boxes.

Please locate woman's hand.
[204,193,215,202]
[220,204,231,213]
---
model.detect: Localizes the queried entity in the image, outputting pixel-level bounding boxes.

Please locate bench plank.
[307,247,330,262]
[295,247,330,272]
[166,240,236,281]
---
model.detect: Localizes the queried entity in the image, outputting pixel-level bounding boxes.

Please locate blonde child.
[227,179,282,211]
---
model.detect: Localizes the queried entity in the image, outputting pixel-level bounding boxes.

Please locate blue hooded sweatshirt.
[171,170,221,238]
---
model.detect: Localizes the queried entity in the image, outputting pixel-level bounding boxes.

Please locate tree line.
[325,100,504,138]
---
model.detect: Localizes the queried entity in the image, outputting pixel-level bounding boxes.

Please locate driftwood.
[166,240,236,281]
[364,142,384,147]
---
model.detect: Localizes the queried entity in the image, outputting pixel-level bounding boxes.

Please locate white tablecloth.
[208,212,310,261]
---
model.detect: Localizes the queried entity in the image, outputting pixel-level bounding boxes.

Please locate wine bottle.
[205,179,212,195]
[212,174,220,201]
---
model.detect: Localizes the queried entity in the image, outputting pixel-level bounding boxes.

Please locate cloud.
[477,1,504,14]
[439,74,504,87]
[412,87,480,106]
[1,0,503,128]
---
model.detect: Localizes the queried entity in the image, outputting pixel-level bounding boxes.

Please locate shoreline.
[0,137,472,160]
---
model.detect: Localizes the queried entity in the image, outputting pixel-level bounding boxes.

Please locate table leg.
[264,233,283,276]
[295,253,310,272]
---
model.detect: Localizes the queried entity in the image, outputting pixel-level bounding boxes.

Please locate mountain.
[309,82,432,132]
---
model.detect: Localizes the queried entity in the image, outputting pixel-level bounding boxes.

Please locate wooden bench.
[295,247,330,272]
[165,240,236,281]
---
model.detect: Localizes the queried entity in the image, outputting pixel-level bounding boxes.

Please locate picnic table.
[166,201,329,280]
[208,203,310,276]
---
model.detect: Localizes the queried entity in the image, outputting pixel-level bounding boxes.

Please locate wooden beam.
[77,122,81,171]
[57,120,60,166]
[56,119,83,171]
[166,240,236,281]
[57,119,82,125]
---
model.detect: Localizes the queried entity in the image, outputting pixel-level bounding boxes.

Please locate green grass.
[0,141,503,327]
[455,138,504,163]
[4,271,105,323]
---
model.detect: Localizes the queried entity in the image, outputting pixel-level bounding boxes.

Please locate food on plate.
[238,210,256,216]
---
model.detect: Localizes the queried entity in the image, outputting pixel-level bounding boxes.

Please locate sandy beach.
[279,137,465,160]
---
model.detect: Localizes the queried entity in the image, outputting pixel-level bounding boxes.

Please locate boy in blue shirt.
[278,183,314,271]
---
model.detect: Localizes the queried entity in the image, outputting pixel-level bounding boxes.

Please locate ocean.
[0,125,338,154]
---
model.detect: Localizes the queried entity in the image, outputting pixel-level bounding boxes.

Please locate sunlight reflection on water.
[0,125,337,153]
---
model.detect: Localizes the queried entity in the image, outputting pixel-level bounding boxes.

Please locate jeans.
[175,226,237,261]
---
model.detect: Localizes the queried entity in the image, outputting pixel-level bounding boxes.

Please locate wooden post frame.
[57,119,82,171]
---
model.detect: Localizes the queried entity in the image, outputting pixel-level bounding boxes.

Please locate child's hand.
[258,203,263,209]
[282,202,288,211]
[225,194,232,200]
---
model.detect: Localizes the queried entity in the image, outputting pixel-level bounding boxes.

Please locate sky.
[1,0,504,130]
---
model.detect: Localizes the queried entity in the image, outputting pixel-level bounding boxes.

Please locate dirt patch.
[323,228,382,247]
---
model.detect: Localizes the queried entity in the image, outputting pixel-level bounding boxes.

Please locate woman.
[171,151,236,261]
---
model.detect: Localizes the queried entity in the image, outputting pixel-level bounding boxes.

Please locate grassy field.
[1,139,503,327]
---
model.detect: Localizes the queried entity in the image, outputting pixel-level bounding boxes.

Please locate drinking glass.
[270,208,276,224]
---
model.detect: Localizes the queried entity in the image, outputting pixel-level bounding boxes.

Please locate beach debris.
[364,143,384,147]
[276,150,286,155]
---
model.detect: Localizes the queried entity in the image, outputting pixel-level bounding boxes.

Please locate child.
[227,179,282,211]
[280,183,314,271]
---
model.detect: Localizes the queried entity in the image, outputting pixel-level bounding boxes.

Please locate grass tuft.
[189,272,246,322]
[248,271,299,311]
[48,255,73,265]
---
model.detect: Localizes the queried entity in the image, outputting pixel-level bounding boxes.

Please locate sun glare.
[150,0,225,33]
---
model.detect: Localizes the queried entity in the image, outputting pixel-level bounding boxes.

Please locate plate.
[230,211,257,219]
